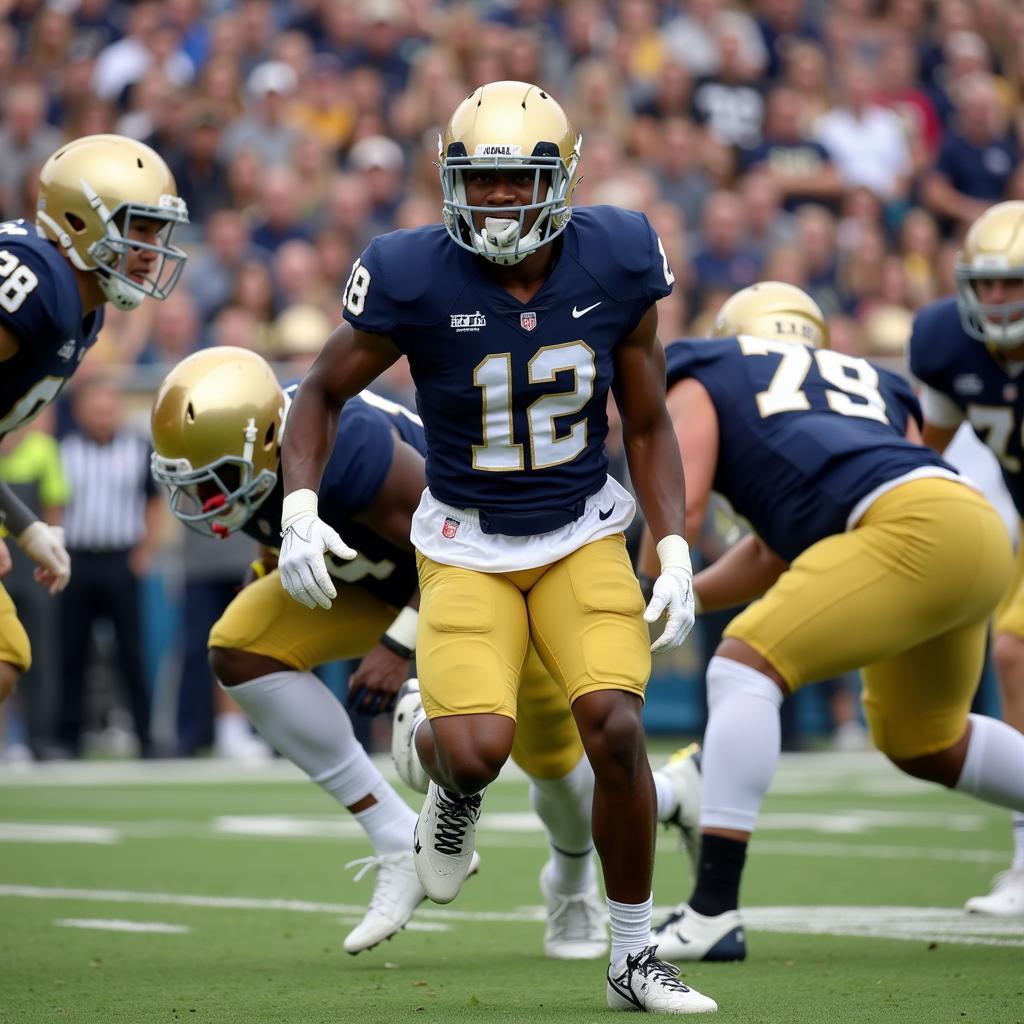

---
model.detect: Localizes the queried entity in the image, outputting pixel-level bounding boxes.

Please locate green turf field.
[1,749,1021,1024]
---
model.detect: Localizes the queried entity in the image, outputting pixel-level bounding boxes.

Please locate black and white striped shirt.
[60,430,157,551]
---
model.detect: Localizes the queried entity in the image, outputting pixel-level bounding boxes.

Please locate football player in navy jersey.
[279,82,716,1014]
[641,282,1024,963]
[910,200,1024,917]
[0,133,188,710]
[151,346,611,961]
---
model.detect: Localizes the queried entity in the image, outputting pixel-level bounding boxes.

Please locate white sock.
[1012,813,1024,870]
[701,656,784,833]
[223,672,415,839]
[530,754,597,893]
[954,714,1024,812]
[354,789,417,856]
[653,771,677,821]
[607,894,652,973]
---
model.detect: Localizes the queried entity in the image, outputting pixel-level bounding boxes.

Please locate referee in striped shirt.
[56,376,160,758]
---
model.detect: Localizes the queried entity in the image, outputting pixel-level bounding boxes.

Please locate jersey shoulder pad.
[343,225,468,334]
[907,297,964,387]
[0,227,70,343]
[877,363,923,430]
[664,336,724,388]
[567,206,674,305]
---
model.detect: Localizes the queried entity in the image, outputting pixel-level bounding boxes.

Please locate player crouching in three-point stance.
[278,81,717,1013]
[0,134,188,711]
[642,282,1024,963]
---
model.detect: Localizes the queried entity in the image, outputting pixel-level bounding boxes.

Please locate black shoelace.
[433,789,481,856]
[624,945,691,993]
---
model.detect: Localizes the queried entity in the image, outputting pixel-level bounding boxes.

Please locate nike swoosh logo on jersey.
[572,301,602,318]
[598,504,615,520]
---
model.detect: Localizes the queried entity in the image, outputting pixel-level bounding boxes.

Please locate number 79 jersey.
[341,206,674,524]
[0,220,104,438]
[665,335,954,561]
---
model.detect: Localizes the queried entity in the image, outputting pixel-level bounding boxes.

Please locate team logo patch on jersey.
[952,373,984,396]
[56,340,76,361]
[451,311,487,332]
[441,516,460,539]
[520,311,537,332]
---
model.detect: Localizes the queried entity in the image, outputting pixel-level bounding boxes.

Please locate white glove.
[643,534,695,654]
[278,489,357,610]
[16,522,71,595]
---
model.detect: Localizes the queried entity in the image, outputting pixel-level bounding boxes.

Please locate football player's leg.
[982,536,1024,906]
[412,554,527,903]
[527,536,672,983]
[0,583,30,707]
[512,647,605,959]
[210,571,423,952]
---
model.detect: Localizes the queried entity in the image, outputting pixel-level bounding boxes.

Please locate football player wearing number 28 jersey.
[0,134,187,709]
[279,82,717,1014]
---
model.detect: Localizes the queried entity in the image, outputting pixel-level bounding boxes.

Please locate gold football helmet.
[36,134,189,311]
[150,347,285,538]
[712,281,829,348]
[439,80,581,265]
[955,201,1024,348]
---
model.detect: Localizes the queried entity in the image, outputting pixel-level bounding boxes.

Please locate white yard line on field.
[1,885,1020,948]
[55,918,191,933]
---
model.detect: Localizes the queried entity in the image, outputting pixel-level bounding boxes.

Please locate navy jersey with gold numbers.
[909,297,1024,515]
[0,220,104,438]
[341,206,673,534]
[665,336,953,561]
[245,388,425,608]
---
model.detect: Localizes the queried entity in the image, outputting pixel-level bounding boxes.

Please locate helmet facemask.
[439,137,581,266]
[955,263,1024,349]
[38,187,188,311]
[151,420,277,540]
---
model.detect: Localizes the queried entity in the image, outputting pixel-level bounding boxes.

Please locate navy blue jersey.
[0,220,104,438]
[342,206,673,534]
[665,336,953,561]
[246,389,426,609]
[909,297,1024,516]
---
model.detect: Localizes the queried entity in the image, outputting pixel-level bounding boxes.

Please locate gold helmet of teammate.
[150,347,285,539]
[438,80,581,265]
[712,281,829,348]
[36,134,189,311]
[955,200,1024,348]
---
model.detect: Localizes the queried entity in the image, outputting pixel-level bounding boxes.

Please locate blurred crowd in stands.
[0,0,1020,760]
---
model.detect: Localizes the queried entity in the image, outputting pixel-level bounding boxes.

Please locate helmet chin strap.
[96,268,146,310]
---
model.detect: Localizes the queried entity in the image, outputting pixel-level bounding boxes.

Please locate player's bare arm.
[352,436,425,553]
[282,322,402,495]
[920,419,958,452]
[0,323,18,362]
[691,533,788,613]
[612,304,685,543]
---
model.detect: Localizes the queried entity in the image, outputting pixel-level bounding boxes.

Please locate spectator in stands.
[249,165,312,254]
[648,117,714,234]
[0,81,62,220]
[55,376,162,759]
[741,85,843,211]
[691,190,763,310]
[166,104,232,236]
[923,71,1019,235]
[220,61,299,168]
[691,24,767,151]
[815,58,913,206]
[185,209,261,325]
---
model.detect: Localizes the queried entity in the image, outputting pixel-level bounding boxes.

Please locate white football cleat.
[965,867,1024,917]
[391,679,430,794]
[343,852,425,954]
[539,861,608,960]
[656,743,703,878]
[607,945,718,1014]
[343,848,482,954]
[652,903,746,962]
[413,780,483,904]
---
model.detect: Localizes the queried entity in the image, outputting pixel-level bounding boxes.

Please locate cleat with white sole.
[656,744,702,879]
[539,861,607,960]
[965,867,1024,917]
[391,679,430,794]
[652,903,746,962]
[343,848,481,953]
[607,945,718,1014]
[413,780,483,904]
